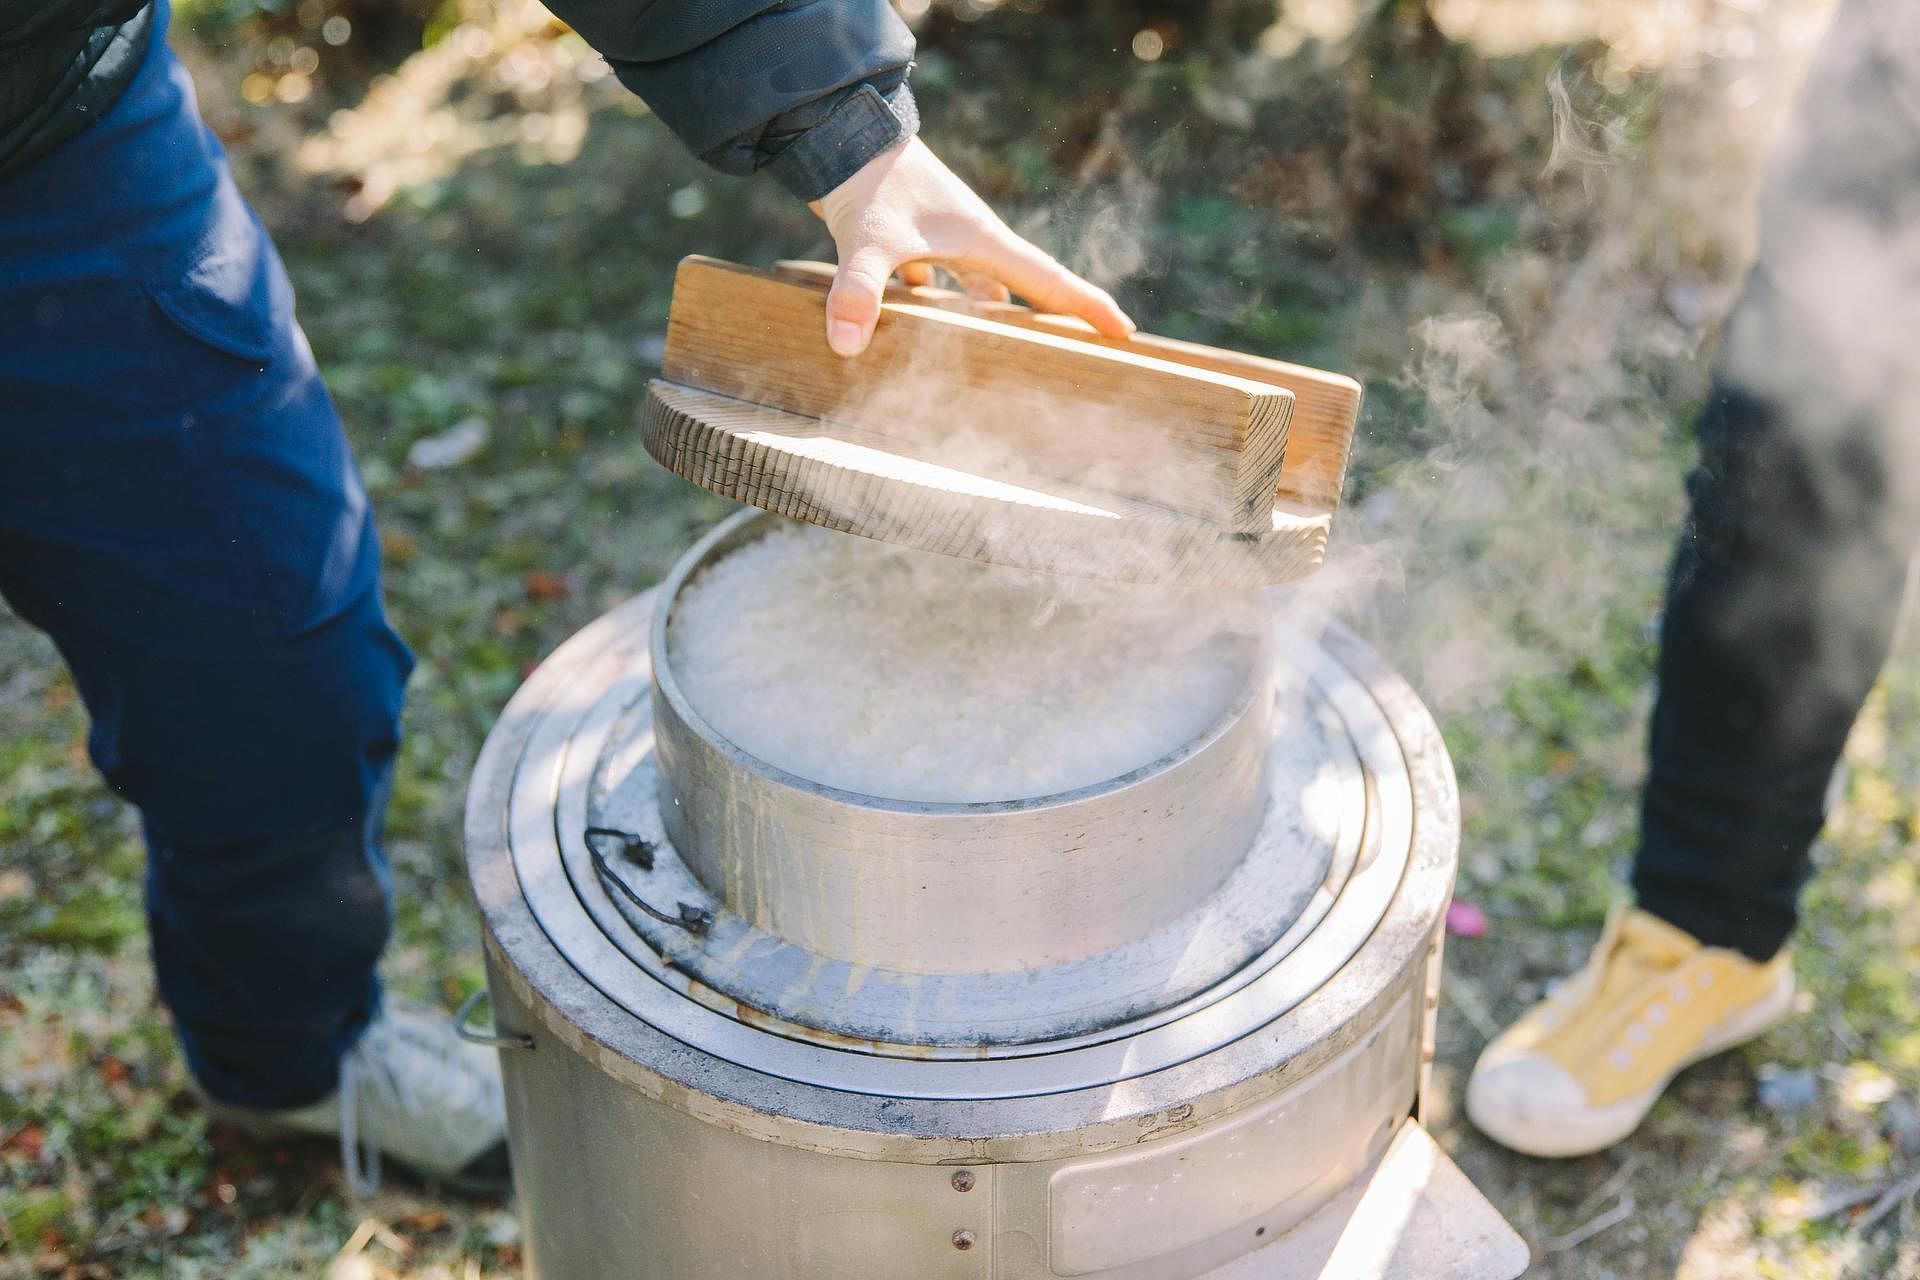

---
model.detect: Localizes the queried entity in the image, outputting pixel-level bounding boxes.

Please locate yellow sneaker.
[1466,906,1795,1158]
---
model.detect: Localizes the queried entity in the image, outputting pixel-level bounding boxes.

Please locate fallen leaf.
[405,417,489,471]
[3,1124,45,1161]
[522,570,570,603]
[0,869,32,903]
[381,527,421,567]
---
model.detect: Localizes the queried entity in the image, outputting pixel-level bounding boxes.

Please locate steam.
[1279,6,1856,735]
[668,521,1267,803]
[1542,66,1618,187]
[751,1,1883,778]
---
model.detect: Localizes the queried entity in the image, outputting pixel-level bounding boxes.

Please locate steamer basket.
[649,513,1277,978]
[570,512,1370,1049]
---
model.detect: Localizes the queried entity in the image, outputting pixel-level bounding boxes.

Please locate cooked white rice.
[665,522,1264,803]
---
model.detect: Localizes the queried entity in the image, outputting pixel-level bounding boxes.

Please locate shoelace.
[336,1012,500,1198]
[1541,912,1696,1038]
[338,1049,381,1198]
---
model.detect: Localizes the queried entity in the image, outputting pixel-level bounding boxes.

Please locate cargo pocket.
[143,271,275,365]
[137,182,294,369]
[132,184,365,642]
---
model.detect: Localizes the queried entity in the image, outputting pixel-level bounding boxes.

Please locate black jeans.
[1633,0,1920,960]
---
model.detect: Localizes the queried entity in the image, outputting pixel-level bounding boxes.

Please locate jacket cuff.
[762,83,919,202]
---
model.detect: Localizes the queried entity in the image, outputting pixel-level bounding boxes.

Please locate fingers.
[810,135,1136,355]
[953,269,1013,304]
[829,240,1133,355]
[966,231,1136,338]
[829,243,1131,355]
[826,245,898,356]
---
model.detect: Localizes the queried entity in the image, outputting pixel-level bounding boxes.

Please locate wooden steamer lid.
[640,257,1362,586]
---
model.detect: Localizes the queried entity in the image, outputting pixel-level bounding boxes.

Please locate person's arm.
[538,0,1132,354]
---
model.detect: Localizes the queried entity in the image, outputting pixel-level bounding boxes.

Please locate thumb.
[825,245,895,357]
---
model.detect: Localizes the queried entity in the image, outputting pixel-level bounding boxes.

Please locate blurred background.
[5,1,1918,1276]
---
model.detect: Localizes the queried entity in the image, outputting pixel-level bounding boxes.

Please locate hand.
[809,136,1135,357]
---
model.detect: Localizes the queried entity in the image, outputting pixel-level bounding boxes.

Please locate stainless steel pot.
[649,515,1275,977]
[465,511,1528,1280]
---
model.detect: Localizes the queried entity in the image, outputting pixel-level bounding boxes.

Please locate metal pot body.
[649,515,1276,976]
[485,950,1426,1280]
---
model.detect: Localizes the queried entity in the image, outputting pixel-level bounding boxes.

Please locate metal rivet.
[950,1170,976,1193]
[952,1229,975,1251]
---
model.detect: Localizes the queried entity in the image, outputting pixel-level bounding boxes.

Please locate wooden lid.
[640,257,1361,586]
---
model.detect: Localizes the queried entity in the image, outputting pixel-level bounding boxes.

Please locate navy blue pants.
[0,3,409,1109]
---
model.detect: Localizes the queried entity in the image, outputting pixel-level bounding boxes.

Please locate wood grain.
[662,256,1295,533]
[642,380,1330,587]
[770,259,1362,512]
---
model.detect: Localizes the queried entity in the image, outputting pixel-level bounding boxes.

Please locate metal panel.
[1047,993,1416,1276]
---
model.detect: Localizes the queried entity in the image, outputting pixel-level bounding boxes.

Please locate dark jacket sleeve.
[539,0,918,200]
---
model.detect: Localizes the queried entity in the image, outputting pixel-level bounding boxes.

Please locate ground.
[3,0,1917,1276]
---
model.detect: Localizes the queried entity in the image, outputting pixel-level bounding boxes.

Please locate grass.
[4,1,1916,1275]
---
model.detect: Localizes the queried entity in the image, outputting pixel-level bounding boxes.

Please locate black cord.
[583,826,714,937]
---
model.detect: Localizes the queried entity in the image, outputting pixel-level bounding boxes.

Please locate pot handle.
[452,987,535,1050]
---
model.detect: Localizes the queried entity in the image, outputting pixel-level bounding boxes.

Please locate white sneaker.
[206,1004,511,1195]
